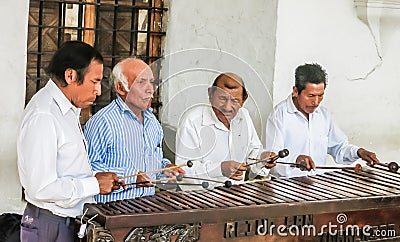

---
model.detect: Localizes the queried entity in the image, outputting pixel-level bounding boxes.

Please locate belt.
[26,202,72,226]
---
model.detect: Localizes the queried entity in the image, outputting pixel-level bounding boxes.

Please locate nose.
[146,81,154,94]
[312,96,321,106]
[94,81,101,96]
[222,99,234,112]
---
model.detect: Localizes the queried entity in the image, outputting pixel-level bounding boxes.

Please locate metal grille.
[26,0,166,122]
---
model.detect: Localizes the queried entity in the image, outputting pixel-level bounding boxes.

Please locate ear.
[292,86,298,97]
[64,68,77,85]
[243,91,248,103]
[208,87,212,99]
[115,82,128,96]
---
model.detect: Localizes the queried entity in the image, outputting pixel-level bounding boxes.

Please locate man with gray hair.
[84,58,184,203]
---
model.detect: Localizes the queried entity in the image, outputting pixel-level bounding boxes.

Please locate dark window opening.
[26,0,167,124]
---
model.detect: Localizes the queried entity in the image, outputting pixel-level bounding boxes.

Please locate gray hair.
[110,58,130,91]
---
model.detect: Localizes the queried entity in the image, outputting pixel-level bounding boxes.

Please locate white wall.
[160,0,278,156]
[0,0,29,213]
[274,0,400,163]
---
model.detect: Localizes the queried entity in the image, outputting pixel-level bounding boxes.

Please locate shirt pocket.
[20,218,39,242]
[20,225,39,242]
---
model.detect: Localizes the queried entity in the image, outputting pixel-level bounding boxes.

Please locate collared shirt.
[175,105,264,189]
[84,97,170,203]
[265,95,360,178]
[17,80,99,218]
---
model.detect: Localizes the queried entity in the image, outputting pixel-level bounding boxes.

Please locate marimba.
[76,165,400,241]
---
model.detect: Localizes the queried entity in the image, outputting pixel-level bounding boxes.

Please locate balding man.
[84,58,184,202]
[175,73,276,189]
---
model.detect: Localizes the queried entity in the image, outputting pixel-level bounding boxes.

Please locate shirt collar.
[47,79,80,116]
[286,94,297,114]
[115,96,130,113]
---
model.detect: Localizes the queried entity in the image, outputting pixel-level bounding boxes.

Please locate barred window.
[26,0,166,123]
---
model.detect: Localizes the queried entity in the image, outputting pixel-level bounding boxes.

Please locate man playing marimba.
[265,63,380,178]
[175,72,276,189]
[84,58,184,202]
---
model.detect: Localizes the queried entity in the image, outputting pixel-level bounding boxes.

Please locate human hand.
[295,155,316,171]
[136,172,154,188]
[95,172,126,194]
[221,160,247,180]
[357,148,380,166]
[259,151,277,169]
[163,164,186,178]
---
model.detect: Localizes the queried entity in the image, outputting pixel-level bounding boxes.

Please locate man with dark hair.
[175,72,276,189]
[265,63,379,178]
[17,41,125,242]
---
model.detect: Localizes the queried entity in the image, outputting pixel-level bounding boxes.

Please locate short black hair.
[295,63,327,93]
[211,72,248,100]
[46,41,103,86]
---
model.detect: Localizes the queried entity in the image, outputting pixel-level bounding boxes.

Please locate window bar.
[129,0,137,56]
[111,0,119,67]
[59,1,65,46]
[132,4,139,57]
[145,0,152,63]
[77,0,84,40]
[94,0,101,48]
[151,0,162,60]
[36,0,44,92]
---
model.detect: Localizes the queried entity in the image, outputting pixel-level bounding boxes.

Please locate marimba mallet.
[247,149,289,167]
[373,162,399,173]
[127,181,209,189]
[178,181,209,189]
[120,160,193,179]
[124,177,209,188]
[298,161,362,173]
[124,177,176,186]
[176,174,232,188]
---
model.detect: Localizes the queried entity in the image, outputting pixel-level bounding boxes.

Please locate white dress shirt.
[17,80,99,217]
[265,95,360,178]
[175,105,265,189]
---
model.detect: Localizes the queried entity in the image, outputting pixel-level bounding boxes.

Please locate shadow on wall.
[162,124,177,164]
[0,213,21,242]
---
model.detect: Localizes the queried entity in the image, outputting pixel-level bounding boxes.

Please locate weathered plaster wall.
[0,0,29,213]
[274,0,400,162]
[162,0,400,164]
[160,0,278,157]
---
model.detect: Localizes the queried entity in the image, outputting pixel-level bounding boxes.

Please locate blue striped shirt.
[84,97,170,203]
